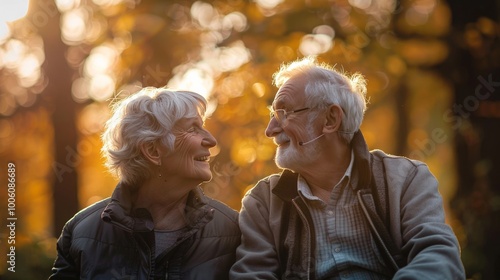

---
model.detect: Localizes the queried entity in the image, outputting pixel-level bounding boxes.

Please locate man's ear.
[323,104,343,134]
[140,142,162,166]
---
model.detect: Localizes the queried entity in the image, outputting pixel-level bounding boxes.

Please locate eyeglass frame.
[268,107,310,124]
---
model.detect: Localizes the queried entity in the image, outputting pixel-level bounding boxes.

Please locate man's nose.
[265,117,282,138]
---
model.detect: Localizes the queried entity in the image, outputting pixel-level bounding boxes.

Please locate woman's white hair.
[273,56,368,143]
[101,87,207,186]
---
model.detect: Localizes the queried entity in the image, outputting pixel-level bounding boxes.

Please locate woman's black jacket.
[49,183,240,280]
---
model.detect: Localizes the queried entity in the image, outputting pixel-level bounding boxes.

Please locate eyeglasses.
[269,107,310,124]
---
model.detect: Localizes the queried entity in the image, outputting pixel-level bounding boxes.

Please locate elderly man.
[230,57,465,279]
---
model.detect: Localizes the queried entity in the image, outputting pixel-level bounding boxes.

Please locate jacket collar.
[272,130,373,202]
[349,130,372,191]
[101,183,213,232]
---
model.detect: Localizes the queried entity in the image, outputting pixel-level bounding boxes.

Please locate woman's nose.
[202,129,217,147]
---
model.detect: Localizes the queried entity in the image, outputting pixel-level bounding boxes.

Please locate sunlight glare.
[251,83,266,98]
[214,41,251,72]
[3,39,27,69]
[17,53,42,88]
[0,22,11,43]
[348,0,372,10]
[88,75,115,102]
[255,0,283,10]
[0,0,29,23]
[299,34,333,56]
[56,0,81,12]
[222,12,247,32]
[314,25,335,38]
[167,65,214,100]
[61,8,88,44]
[92,0,126,6]
[231,139,257,166]
[84,45,118,76]
[71,77,90,102]
[405,0,436,26]
[191,1,217,29]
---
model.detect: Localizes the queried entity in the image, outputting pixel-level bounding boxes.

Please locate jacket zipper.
[165,261,168,280]
[356,190,399,271]
[292,199,311,280]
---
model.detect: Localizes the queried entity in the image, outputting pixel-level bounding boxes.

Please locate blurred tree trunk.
[446,0,500,278]
[34,0,79,236]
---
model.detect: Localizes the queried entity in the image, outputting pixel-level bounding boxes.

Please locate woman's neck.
[134,179,192,230]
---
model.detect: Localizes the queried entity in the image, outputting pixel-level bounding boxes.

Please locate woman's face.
[160,115,217,185]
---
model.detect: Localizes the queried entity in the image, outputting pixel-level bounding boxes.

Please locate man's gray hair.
[101,87,207,186]
[273,56,368,143]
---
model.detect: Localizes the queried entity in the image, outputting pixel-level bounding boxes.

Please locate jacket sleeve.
[230,183,280,280]
[48,220,79,279]
[392,163,465,279]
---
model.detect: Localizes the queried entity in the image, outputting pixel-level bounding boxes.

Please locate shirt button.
[327,210,334,216]
[335,247,341,252]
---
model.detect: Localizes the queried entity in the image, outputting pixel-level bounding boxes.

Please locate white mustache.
[274,133,290,145]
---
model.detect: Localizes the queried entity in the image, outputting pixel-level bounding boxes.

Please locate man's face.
[265,75,324,170]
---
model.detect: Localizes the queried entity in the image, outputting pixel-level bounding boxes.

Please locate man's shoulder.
[370,149,434,187]
[370,149,427,169]
[238,173,286,210]
[246,173,281,195]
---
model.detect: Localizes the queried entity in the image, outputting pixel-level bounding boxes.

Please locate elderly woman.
[49,88,240,279]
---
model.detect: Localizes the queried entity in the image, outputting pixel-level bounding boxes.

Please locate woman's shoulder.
[205,197,238,224]
[64,198,111,232]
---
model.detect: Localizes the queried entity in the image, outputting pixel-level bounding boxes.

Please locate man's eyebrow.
[271,99,286,109]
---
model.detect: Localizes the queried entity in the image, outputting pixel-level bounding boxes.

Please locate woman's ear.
[140,142,162,166]
[323,104,343,134]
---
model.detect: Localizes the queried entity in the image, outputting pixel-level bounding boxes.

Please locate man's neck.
[300,145,351,202]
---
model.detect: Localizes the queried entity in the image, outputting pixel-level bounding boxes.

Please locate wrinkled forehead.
[272,75,307,109]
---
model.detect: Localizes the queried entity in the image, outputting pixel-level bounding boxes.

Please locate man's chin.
[275,145,318,170]
[275,154,294,170]
[275,160,286,170]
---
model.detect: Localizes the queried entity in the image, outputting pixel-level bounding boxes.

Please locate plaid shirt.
[298,152,389,279]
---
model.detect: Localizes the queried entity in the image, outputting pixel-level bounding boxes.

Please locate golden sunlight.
[0,0,30,42]
[0,1,30,23]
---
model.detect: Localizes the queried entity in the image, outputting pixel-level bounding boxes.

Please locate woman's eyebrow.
[175,117,200,128]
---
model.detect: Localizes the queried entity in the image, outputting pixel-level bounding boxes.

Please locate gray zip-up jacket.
[230,131,465,279]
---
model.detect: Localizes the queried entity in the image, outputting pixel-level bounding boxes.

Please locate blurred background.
[0,0,498,279]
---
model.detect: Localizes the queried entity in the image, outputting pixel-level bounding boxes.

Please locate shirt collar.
[298,150,354,201]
